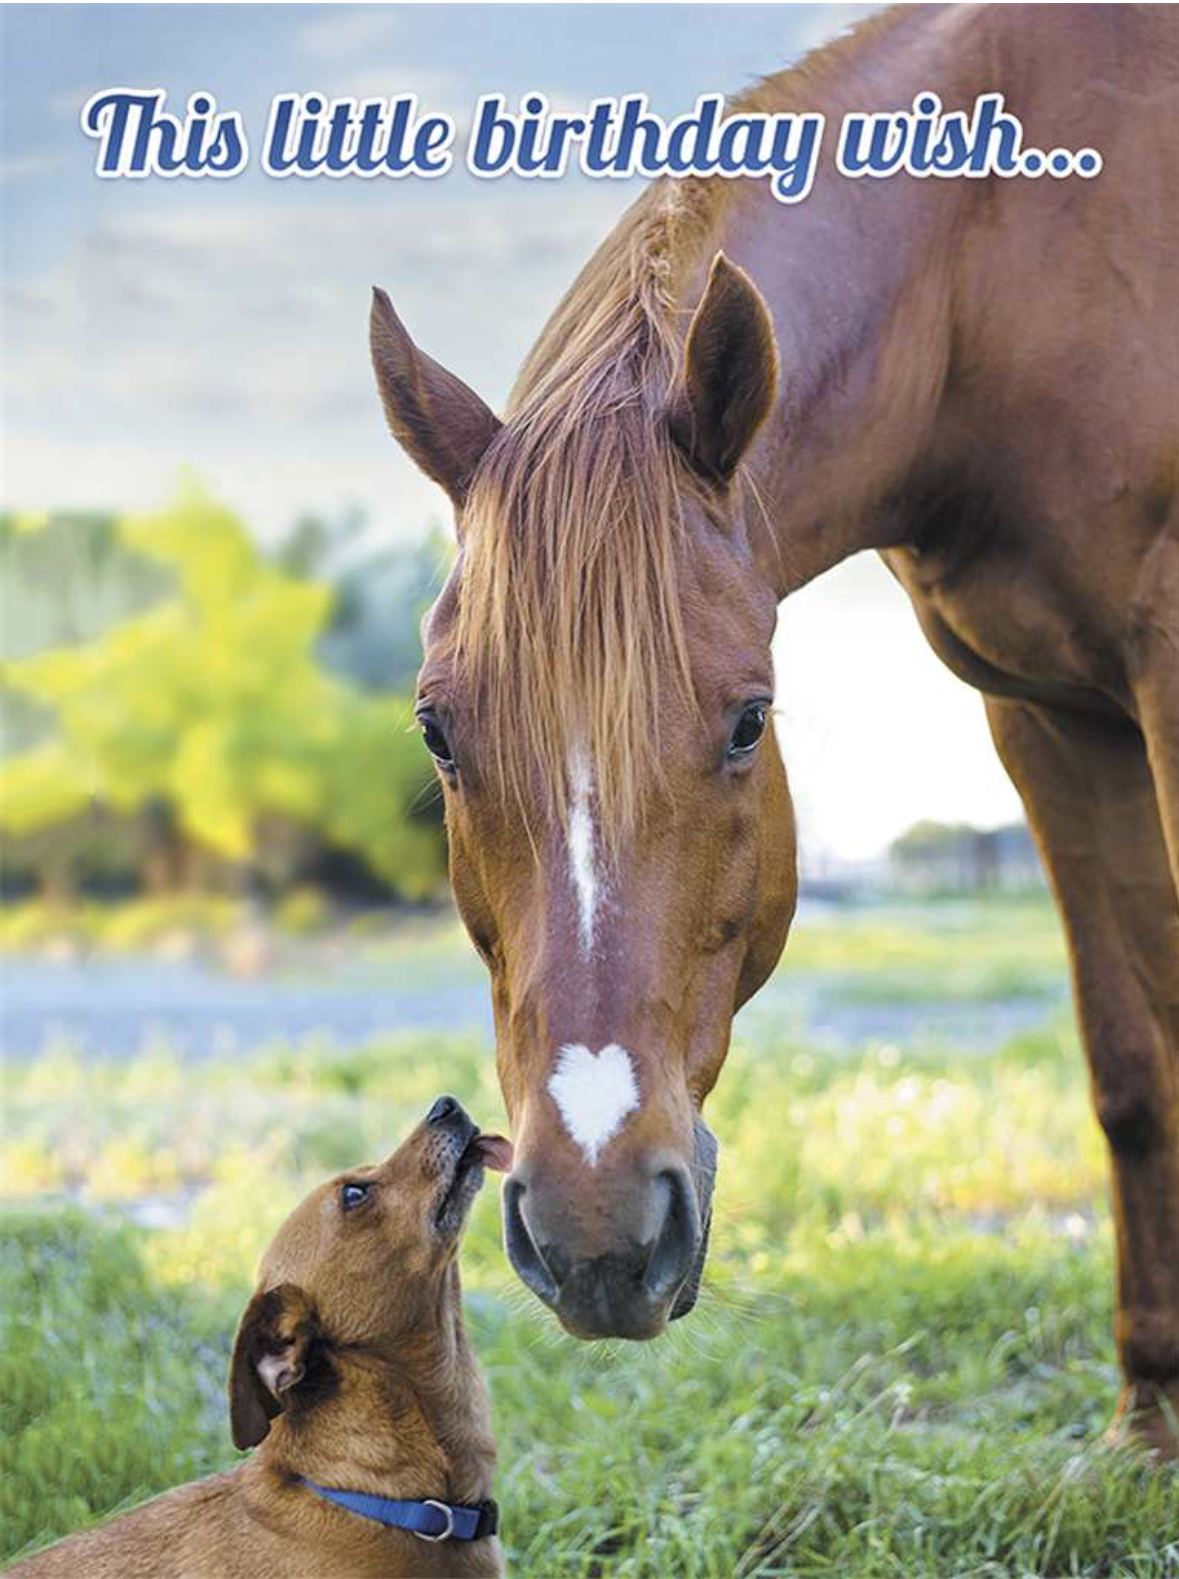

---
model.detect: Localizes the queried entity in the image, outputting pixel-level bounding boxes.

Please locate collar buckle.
[298,1477,497,1542]
[414,1499,456,1543]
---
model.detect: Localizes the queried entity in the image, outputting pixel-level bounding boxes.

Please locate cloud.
[787,3,885,61]
[49,85,96,120]
[292,8,403,60]
[1,182,633,540]
[0,151,64,184]
[315,66,469,125]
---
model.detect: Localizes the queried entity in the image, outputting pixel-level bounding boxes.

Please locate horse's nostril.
[503,1164,701,1334]
[503,1179,560,1307]
[642,1166,701,1303]
[426,1094,459,1126]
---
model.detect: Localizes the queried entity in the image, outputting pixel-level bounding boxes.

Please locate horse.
[369,3,1178,1454]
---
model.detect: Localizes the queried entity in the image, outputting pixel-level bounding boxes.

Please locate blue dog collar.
[298,1477,498,1543]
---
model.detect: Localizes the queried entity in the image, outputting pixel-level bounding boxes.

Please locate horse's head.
[370,251,796,1338]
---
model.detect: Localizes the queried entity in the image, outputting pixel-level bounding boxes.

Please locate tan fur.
[9,1114,502,1577]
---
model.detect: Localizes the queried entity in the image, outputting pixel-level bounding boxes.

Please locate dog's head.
[228,1096,511,1450]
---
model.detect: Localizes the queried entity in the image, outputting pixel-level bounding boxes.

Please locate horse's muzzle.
[503,1120,717,1339]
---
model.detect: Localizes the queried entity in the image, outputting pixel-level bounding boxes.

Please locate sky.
[0,2,1024,862]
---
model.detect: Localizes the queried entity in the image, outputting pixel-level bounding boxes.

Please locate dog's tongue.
[473,1133,513,1172]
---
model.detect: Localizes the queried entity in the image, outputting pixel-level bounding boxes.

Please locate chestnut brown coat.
[370,4,1179,1455]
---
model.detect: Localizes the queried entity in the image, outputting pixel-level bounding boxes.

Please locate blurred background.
[2,0,1031,1010]
[5,6,1167,1576]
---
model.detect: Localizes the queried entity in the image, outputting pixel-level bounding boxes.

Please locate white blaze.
[567,747,599,953]
[548,1043,640,1166]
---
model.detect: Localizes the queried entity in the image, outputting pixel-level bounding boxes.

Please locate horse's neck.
[712,5,996,596]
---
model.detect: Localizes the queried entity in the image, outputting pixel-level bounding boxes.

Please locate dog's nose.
[426,1094,460,1126]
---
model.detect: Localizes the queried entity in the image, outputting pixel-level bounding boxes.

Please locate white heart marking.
[548,1043,640,1166]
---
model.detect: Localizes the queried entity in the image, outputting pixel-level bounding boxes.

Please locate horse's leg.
[985,697,1179,1459]
[1133,636,1179,895]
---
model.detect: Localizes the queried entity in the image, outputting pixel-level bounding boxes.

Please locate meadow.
[2,897,1177,1577]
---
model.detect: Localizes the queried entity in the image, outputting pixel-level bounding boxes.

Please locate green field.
[3,900,1177,1576]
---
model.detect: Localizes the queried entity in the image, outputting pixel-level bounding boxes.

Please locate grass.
[2,901,1177,1576]
[779,895,1069,1004]
[0,891,464,956]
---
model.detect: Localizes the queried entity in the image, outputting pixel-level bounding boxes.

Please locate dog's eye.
[728,702,770,759]
[340,1182,371,1212]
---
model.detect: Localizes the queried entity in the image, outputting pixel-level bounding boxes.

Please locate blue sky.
[0,3,1023,859]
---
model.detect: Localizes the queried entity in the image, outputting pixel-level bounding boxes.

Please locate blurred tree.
[0,511,175,761]
[888,818,1041,894]
[1,484,444,899]
[890,819,974,860]
[274,508,451,693]
[0,511,174,659]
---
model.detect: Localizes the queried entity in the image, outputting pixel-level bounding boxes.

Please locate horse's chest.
[883,536,1131,716]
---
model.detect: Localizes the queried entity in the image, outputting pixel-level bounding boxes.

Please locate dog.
[11,1096,512,1578]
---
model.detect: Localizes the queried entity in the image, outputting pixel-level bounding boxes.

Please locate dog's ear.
[228,1283,319,1451]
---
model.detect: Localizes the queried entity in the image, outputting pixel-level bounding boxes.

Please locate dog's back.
[10,1471,245,1578]
[10,1462,498,1578]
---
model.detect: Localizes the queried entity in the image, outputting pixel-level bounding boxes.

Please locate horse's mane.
[453,6,914,848]
[456,178,721,848]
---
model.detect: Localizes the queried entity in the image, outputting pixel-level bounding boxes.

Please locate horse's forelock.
[451,188,718,851]
[455,385,696,851]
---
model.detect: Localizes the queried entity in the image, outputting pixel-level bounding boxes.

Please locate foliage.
[0,510,174,666]
[0,510,176,766]
[0,1209,231,1553]
[275,507,452,694]
[1,484,444,896]
[780,894,1068,1001]
[0,741,91,838]
[888,821,1043,899]
[890,820,981,858]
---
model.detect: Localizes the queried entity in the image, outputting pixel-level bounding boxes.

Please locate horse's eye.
[728,703,769,758]
[418,713,455,772]
[340,1182,371,1212]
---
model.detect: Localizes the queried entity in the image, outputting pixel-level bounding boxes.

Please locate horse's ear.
[228,1283,320,1451]
[370,287,502,514]
[668,253,779,484]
